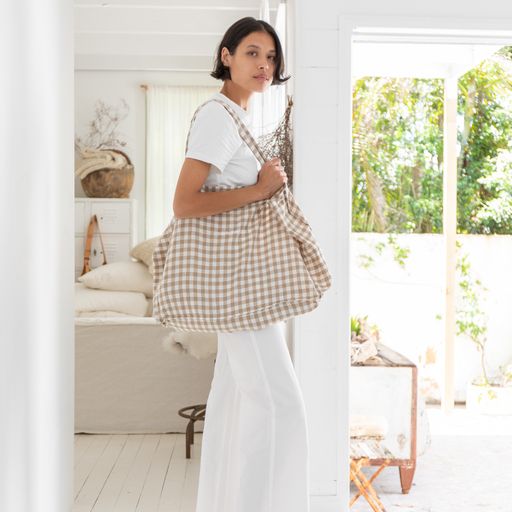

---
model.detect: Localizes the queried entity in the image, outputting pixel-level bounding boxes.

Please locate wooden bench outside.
[350,437,396,512]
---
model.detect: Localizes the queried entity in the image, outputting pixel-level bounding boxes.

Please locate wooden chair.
[349,415,394,511]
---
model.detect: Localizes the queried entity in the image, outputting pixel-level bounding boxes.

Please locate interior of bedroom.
[73,0,301,508]
[74,3,512,512]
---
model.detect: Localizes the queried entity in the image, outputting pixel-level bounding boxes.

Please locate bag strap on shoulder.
[184,98,267,166]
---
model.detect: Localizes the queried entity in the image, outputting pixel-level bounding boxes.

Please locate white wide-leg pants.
[195,321,310,512]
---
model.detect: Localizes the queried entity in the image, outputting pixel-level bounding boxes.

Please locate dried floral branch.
[258,95,294,189]
[75,98,130,153]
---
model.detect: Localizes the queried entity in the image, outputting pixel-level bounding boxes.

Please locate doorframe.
[338,13,512,428]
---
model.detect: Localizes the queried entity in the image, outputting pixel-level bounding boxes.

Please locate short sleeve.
[185,102,242,172]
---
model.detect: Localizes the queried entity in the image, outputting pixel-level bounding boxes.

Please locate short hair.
[210,17,291,86]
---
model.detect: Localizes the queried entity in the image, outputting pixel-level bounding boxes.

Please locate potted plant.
[456,241,512,414]
[75,98,134,198]
[350,315,380,364]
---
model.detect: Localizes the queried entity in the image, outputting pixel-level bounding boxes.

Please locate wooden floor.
[75,411,512,512]
[74,433,201,512]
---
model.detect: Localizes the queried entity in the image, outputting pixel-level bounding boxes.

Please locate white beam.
[0,0,74,510]
[75,6,278,33]
[75,0,281,7]
[74,53,215,70]
[442,76,458,412]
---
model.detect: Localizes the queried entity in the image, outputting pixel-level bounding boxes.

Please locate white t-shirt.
[184,92,260,188]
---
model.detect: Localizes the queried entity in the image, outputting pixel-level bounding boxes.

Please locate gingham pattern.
[152,98,332,333]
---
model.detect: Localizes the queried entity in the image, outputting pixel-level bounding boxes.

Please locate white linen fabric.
[75,310,135,318]
[78,260,153,297]
[145,85,219,238]
[184,92,260,188]
[195,321,310,512]
[75,282,150,317]
[74,317,216,433]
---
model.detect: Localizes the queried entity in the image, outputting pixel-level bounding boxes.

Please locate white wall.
[351,233,512,402]
[294,1,512,509]
[301,0,512,30]
[293,2,347,508]
[1,0,74,510]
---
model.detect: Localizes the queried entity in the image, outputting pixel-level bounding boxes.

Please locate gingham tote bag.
[152,98,332,333]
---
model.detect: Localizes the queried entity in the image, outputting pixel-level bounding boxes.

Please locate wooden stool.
[178,404,206,458]
[349,438,395,512]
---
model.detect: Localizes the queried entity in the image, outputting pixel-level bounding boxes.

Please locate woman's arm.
[172,157,267,219]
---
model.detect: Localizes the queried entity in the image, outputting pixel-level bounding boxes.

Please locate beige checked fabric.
[152,98,332,333]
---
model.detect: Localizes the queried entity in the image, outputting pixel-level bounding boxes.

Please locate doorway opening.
[341,18,512,510]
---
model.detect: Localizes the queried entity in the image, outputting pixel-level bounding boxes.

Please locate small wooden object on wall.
[81,214,108,276]
[81,149,134,198]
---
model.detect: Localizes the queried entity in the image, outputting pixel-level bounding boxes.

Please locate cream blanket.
[74,315,218,360]
[75,283,151,317]
[75,147,130,180]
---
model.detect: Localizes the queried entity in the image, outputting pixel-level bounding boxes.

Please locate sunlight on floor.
[350,405,512,512]
[427,403,512,436]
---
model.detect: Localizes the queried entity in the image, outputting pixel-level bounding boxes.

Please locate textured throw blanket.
[162,331,218,360]
[75,148,130,179]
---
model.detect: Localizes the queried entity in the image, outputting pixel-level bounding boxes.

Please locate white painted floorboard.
[74,433,195,512]
[74,407,512,512]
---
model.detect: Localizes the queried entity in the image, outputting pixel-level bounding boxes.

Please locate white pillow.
[75,283,149,317]
[78,260,153,297]
[75,310,135,318]
[129,236,160,275]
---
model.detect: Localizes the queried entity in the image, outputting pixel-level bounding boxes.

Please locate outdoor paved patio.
[350,404,512,512]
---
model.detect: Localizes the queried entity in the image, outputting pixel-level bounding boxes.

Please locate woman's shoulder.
[189,99,240,142]
[194,99,235,125]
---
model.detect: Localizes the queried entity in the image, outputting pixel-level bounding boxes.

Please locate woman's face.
[221,31,277,93]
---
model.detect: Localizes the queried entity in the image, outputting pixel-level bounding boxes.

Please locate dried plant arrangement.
[257,95,294,190]
[75,98,130,153]
[74,98,133,198]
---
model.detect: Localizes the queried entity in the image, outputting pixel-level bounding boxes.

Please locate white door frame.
[339,15,512,418]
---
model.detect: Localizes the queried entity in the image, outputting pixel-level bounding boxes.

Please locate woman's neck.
[219,81,251,111]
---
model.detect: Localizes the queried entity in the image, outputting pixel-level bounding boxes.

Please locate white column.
[442,76,458,412]
[292,3,350,509]
[0,1,74,510]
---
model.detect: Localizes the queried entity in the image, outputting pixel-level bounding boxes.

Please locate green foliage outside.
[352,47,512,234]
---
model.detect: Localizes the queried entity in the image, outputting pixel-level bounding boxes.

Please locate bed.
[73,254,292,434]
[74,316,217,434]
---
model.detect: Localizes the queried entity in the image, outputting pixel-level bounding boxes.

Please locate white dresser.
[75,198,138,281]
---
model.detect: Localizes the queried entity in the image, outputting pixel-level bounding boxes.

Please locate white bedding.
[75,282,152,317]
[75,316,216,433]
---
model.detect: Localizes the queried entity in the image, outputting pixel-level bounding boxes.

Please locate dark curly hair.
[210,17,290,86]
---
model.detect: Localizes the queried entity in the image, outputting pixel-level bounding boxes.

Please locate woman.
[173,17,310,512]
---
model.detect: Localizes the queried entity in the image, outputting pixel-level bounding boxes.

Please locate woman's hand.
[256,157,287,199]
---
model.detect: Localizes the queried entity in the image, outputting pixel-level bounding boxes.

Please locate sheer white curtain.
[249,83,286,140]
[145,85,218,238]
[249,0,287,138]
